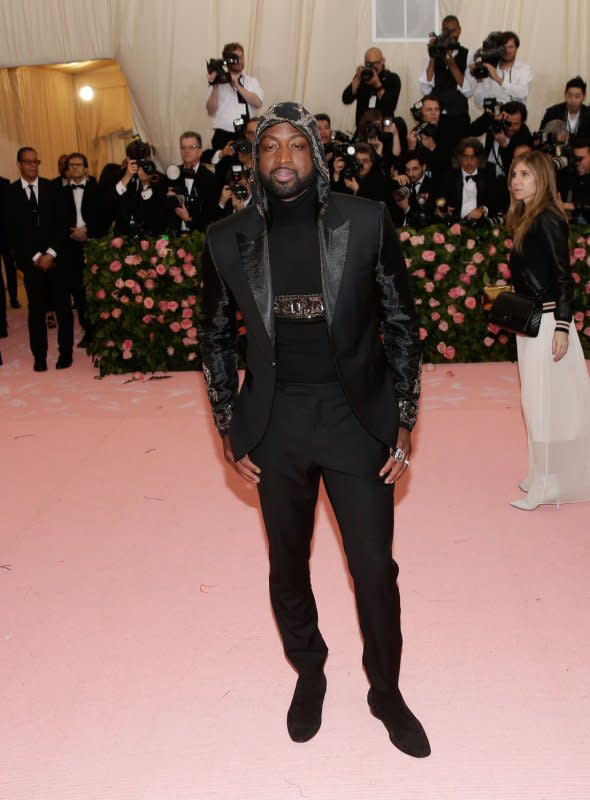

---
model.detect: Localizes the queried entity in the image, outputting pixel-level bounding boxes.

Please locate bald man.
[342,47,401,129]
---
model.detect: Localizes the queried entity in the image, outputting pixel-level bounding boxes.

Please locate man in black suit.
[342,47,401,130]
[3,148,73,371]
[113,140,166,238]
[199,102,429,757]
[61,152,108,348]
[438,138,500,222]
[1,176,20,322]
[166,131,222,234]
[391,152,437,228]
[540,76,590,139]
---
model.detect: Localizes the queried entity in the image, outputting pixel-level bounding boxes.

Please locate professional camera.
[531,130,575,171]
[230,165,250,200]
[361,66,375,82]
[483,97,503,116]
[414,193,431,227]
[207,56,238,85]
[165,165,195,209]
[333,143,361,179]
[393,184,411,203]
[428,29,458,60]
[491,118,511,135]
[415,121,438,141]
[435,196,450,216]
[364,122,381,139]
[231,139,251,155]
[410,100,424,123]
[126,139,157,176]
[472,32,505,80]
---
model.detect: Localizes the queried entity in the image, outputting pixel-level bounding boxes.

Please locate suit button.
[271,361,276,367]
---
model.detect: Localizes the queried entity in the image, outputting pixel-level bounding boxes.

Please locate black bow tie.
[464,174,477,182]
[71,184,85,190]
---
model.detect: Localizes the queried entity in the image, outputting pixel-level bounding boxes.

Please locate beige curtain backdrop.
[0,0,589,175]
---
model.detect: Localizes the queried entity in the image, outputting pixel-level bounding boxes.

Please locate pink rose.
[95,288,106,300]
[176,248,186,258]
[448,304,457,315]
[466,239,475,250]
[182,308,193,318]
[443,346,455,360]
[155,238,169,250]
[148,268,157,278]
[399,231,410,242]
[465,264,477,276]
[436,341,446,354]
[149,257,157,265]
[124,254,142,266]
[156,264,166,275]
[465,296,477,310]
[419,327,428,340]
[111,237,124,248]
[456,286,466,297]
[187,295,197,306]
[439,320,449,332]
[488,324,500,334]
[167,346,174,356]
[425,281,435,293]
[453,312,465,324]
[488,244,497,256]
[122,350,132,360]
[100,311,110,320]
[498,335,508,344]
[106,340,115,348]
[438,263,451,274]
[109,260,122,272]
[504,238,513,248]
[156,315,164,324]
[472,252,484,264]
[142,314,154,324]
[144,279,155,289]
[572,272,581,284]
[111,308,122,319]
[169,266,181,277]
[449,223,461,235]
[431,312,441,321]
[421,250,436,262]
[574,311,584,322]
[120,295,129,304]
[459,273,471,284]
[182,337,192,347]
[448,287,460,299]
[124,279,135,288]
[181,318,192,330]
[122,339,133,351]
[432,232,445,244]
[183,264,197,277]
[498,263,512,279]
[140,240,150,251]
[573,247,586,260]
[90,263,99,273]
[434,271,444,282]
[410,235,425,246]
[428,298,440,307]
[483,336,494,347]
[413,269,426,278]
[174,274,184,284]
[586,282,590,294]
[159,301,169,311]
[405,258,412,269]
[444,243,456,253]
[583,327,590,337]
[169,321,182,333]
[115,278,124,289]
[575,320,583,331]
[168,301,179,312]
[187,327,197,339]
[183,253,195,264]
[144,297,155,309]
[188,352,197,361]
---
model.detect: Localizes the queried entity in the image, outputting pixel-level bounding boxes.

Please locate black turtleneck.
[268,188,338,383]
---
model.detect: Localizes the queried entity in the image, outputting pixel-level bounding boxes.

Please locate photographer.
[218,164,253,217]
[390,153,436,228]
[540,76,590,138]
[418,15,472,148]
[213,117,257,183]
[357,109,407,173]
[206,42,263,151]
[437,138,500,224]
[341,47,401,130]
[114,140,166,238]
[558,138,590,223]
[469,31,533,108]
[470,100,533,177]
[315,114,335,163]
[331,142,391,209]
[406,96,453,177]
[167,131,221,235]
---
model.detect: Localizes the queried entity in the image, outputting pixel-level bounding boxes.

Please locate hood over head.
[250,101,331,219]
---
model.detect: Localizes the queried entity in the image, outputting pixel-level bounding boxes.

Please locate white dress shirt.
[470,60,533,108]
[70,181,87,228]
[206,73,264,132]
[460,170,478,218]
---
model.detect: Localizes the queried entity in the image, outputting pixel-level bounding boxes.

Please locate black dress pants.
[22,263,74,361]
[1,248,18,304]
[63,241,91,335]
[251,382,403,695]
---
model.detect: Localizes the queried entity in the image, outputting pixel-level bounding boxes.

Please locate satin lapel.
[236,230,274,343]
[318,216,350,328]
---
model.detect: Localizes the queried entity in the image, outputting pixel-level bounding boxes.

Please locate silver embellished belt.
[273,293,326,320]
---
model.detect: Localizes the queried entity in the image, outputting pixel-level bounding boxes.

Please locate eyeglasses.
[69,162,85,167]
[180,144,200,150]
[20,159,41,165]
[365,61,382,68]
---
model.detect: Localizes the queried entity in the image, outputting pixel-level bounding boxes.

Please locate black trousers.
[1,248,18,304]
[22,264,74,361]
[251,382,403,695]
[62,241,91,335]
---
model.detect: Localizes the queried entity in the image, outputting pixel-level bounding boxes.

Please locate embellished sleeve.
[375,203,422,430]
[197,240,239,436]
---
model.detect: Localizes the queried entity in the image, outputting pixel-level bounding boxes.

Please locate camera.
[207,56,238,85]
[361,67,375,82]
[436,197,450,216]
[393,184,411,203]
[126,139,157,176]
[415,122,438,141]
[231,139,251,155]
[531,131,575,171]
[472,32,505,80]
[364,122,381,139]
[483,97,503,116]
[428,29,458,60]
[165,164,196,209]
[410,100,424,123]
[333,143,361,179]
[230,165,249,200]
[491,118,511,135]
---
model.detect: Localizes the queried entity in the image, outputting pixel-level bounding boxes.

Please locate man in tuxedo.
[166,131,222,234]
[61,152,108,348]
[3,148,73,371]
[540,76,590,139]
[199,102,429,757]
[113,140,166,238]
[1,176,20,321]
[391,153,437,228]
[438,138,500,222]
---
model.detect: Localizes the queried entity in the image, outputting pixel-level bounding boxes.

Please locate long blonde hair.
[506,150,568,253]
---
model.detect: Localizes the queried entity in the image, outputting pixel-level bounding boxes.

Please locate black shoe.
[56,354,73,369]
[0,327,7,339]
[368,688,431,758]
[34,358,48,372]
[10,299,21,309]
[47,312,57,329]
[287,672,327,742]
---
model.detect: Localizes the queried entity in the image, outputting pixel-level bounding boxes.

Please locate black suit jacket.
[540,102,590,138]
[62,177,109,239]
[443,167,499,217]
[3,178,67,267]
[342,69,402,128]
[198,193,421,459]
[167,164,221,234]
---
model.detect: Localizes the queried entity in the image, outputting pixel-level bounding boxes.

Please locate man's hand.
[466,207,486,220]
[70,226,88,242]
[367,136,383,156]
[36,254,55,271]
[419,134,436,151]
[231,194,246,212]
[344,176,359,194]
[332,156,345,181]
[223,435,261,484]
[395,174,410,186]
[221,141,235,158]
[484,63,501,83]
[379,428,412,484]
[407,129,418,150]
[124,159,138,180]
[219,185,233,207]
[552,331,569,362]
[175,205,191,222]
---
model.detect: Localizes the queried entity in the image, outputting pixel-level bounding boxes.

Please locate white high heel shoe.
[510,497,538,511]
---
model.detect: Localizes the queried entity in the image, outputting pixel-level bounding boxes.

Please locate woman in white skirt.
[507,150,590,510]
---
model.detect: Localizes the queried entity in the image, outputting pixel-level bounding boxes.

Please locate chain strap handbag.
[488,267,545,337]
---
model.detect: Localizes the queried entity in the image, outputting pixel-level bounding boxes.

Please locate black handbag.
[488,290,543,337]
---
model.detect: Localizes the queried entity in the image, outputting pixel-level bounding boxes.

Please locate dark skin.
[222,121,411,485]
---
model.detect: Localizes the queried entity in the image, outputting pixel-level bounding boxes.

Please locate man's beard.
[260,167,315,200]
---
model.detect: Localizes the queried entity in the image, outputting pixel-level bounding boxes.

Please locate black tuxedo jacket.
[62,177,109,239]
[2,178,66,267]
[443,167,498,217]
[391,175,438,228]
[540,103,590,138]
[199,193,421,459]
[167,164,221,234]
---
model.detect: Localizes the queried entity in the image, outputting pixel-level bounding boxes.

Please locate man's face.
[502,37,518,64]
[504,112,523,137]
[364,48,385,76]
[460,147,478,174]
[68,157,86,183]
[258,122,315,200]
[405,159,426,184]
[245,121,257,144]
[574,147,590,176]
[18,149,40,181]
[565,87,585,114]
[227,49,244,74]
[355,152,373,179]
[317,119,332,147]
[421,100,440,124]
[180,137,202,168]
[442,20,460,44]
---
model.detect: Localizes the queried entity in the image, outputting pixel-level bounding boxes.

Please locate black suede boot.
[287,672,327,742]
[368,688,431,757]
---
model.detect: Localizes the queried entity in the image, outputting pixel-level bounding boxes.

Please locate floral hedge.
[84,224,590,376]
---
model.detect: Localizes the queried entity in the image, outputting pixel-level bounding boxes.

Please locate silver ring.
[404,458,410,466]
[393,447,405,463]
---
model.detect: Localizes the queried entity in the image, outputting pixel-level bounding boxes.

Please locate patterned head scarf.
[250,101,331,219]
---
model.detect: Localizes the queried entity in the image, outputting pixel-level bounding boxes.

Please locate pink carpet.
[1,304,589,800]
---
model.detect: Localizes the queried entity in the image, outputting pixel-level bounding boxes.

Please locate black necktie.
[27,184,38,210]
[465,175,476,182]
[71,184,84,190]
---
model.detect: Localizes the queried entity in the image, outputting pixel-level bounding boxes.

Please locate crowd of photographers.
[2,31,590,367]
